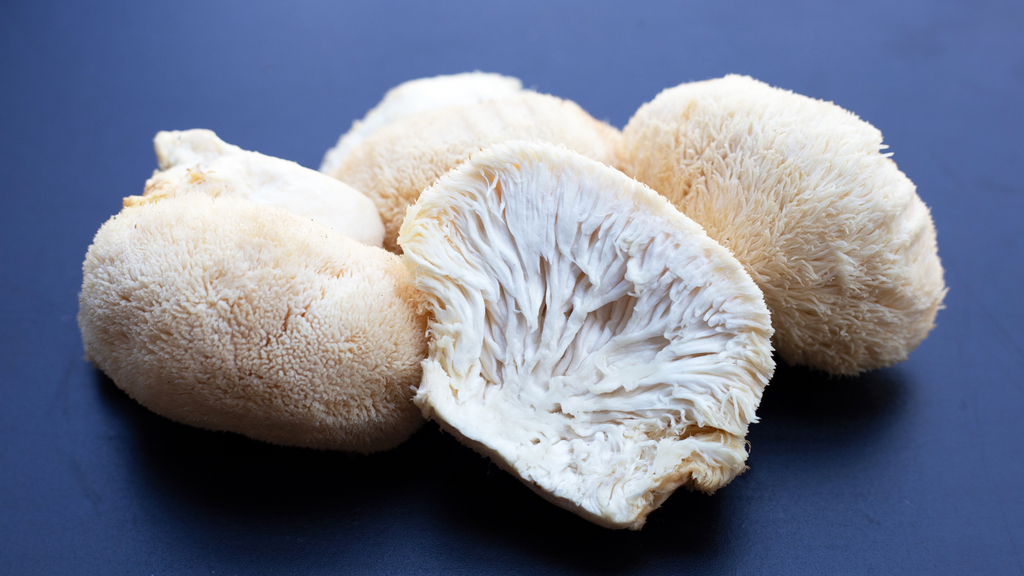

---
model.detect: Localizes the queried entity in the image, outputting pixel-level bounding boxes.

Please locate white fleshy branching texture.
[328,91,621,253]
[78,194,427,452]
[128,129,385,247]
[618,75,947,375]
[400,141,774,530]
[319,72,523,175]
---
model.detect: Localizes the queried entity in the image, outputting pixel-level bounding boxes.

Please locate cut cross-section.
[400,141,774,529]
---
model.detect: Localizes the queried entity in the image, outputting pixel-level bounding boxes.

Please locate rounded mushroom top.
[619,75,946,374]
[319,72,524,175]
[128,129,385,247]
[79,193,427,452]
[330,91,622,253]
[400,141,774,529]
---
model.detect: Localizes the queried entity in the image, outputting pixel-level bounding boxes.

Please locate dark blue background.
[2,1,1023,574]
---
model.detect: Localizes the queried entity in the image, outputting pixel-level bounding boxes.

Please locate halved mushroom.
[328,92,621,253]
[127,129,385,247]
[400,141,774,530]
[618,75,946,374]
[319,72,524,175]
[79,193,427,452]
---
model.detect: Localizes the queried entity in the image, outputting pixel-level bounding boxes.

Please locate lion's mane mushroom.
[618,75,946,375]
[127,129,385,247]
[320,72,524,175]
[327,91,621,253]
[399,141,774,530]
[78,193,427,452]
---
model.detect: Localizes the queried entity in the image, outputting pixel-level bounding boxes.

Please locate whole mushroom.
[618,75,947,375]
[80,151,426,450]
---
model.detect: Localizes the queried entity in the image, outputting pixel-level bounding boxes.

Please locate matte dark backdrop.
[2,1,1023,574]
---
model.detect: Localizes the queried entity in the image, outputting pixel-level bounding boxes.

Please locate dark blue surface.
[2,1,1023,574]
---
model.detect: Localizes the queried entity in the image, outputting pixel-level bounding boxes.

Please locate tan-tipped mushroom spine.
[619,75,946,375]
[330,91,622,253]
[79,194,427,452]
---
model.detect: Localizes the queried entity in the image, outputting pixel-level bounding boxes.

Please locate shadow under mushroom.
[751,359,910,452]
[89,351,910,573]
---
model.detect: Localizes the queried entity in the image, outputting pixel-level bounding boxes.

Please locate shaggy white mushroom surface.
[128,129,385,247]
[400,141,774,530]
[329,91,621,253]
[618,75,946,375]
[79,194,427,452]
[319,71,523,175]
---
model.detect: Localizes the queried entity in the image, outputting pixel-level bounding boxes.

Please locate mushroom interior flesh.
[401,141,774,529]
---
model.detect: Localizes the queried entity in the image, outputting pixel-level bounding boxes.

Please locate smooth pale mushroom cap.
[126,129,386,247]
[319,71,523,175]
[618,75,947,375]
[330,91,622,253]
[399,141,774,530]
[78,194,427,452]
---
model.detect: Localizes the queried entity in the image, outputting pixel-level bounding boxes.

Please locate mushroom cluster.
[79,72,944,529]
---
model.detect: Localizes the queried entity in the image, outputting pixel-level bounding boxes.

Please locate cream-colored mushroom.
[618,75,946,375]
[319,71,524,175]
[400,141,774,529]
[329,92,621,253]
[78,193,427,452]
[127,129,385,247]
